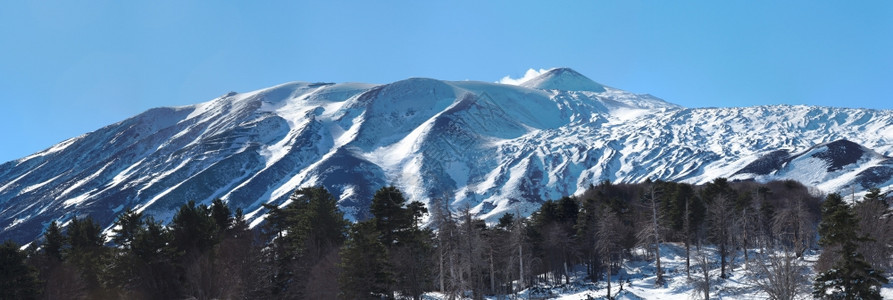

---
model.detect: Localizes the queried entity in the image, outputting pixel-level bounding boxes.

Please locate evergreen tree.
[370,186,419,246]
[36,220,79,300]
[170,200,219,256]
[813,193,888,299]
[266,186,349,298]
[339,221,391,299]
[111,208,143,248]
[0,240,40,299]
[131,216,179,299]
[169,200,221,298]
[209,198,234,233]
[370,186,432,299]
[42,221,64,263]
[338,186,432,299]
[61,216,110,298]
[107,209,144,294]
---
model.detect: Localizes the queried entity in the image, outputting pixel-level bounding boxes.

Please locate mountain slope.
[2,68,893,243]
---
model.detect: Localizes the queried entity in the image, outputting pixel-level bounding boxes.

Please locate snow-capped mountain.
[2,68,893,243]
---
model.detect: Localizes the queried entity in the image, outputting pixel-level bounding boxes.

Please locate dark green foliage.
[64,216,108,296]
[5,179,873,299]
[497,212,515,229]
[116,215,179,299]
[340,186,433,299]
[287,187,349,256]
[370,186,427,246]
[170,200,219,256]
[390,227,435,299]
[264,186,350,297]
[111,208,142,248]
[42,221,64,263]
[575,181,638,283]
[817,194,857,248]
[339,221,392,299]
[813,193,888,299]
[0,240,40,299]
[210,198,233,232]
[530,196,580,284]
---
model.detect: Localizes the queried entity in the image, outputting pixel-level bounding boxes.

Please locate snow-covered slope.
[731,139,893,192]
[2,68,893,243]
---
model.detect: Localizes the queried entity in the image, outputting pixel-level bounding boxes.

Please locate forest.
[1,178,891,299]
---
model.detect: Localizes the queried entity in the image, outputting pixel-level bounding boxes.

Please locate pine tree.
[107,209,144,293]
[339,221,391,299]
[267,186,349,298]
[813,193,888,299]
[371,186,432,299]
[131,216,179,299]
[42,221,64,263]
[370,186,416,246]
[170,200,219,256]
[0,240,40,299]
[169,200,220,298]
[36,220,80,300]
[706,193,735,279]
[210,198,234,233]
[64,216,109,298]
[111,208,143,249]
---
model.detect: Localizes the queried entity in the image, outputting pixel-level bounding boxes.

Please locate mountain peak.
[520,67,606,92]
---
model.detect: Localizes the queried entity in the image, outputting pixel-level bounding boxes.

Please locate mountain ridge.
[2,68,892,243]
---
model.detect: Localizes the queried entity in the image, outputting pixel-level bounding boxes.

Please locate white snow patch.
[60,160,115,198]
[4,217,27,230]
[18,173,64,195]
[62,191,94,208]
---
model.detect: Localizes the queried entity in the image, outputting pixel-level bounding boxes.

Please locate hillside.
[2,68,893,243]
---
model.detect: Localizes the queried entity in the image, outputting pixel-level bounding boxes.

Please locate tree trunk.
[684,197,691,279]
[439,241,445,292]
[489,248,495,294]
[650,187,664,286]
[743,207,749,265]
[720,242,727,279]
[518,240,524,289]
[606,251,612,300]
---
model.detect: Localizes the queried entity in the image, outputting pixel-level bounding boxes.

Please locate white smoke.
[498,68,550,86]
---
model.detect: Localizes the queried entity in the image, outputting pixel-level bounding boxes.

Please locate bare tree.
[510,208,529,293]
[746,250,808,300]
[597,208,624,299]
[707,194,734,279]
[771,197,815,258]
[637,185,666,286]
[853,189,893,272]
[430,197,458,297]
[690,250,711,300]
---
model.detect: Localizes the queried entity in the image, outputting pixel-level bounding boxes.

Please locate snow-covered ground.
[425,243,893,299]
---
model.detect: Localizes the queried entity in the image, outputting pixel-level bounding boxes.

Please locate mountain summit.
[520,67,607,92]
[1,70,893,243]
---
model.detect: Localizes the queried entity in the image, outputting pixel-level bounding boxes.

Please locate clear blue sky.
[1,1,891,163]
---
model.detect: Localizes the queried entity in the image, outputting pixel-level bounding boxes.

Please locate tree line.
[1,179,891,299]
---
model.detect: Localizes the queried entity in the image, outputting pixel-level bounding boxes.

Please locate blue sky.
[1,1,891,162]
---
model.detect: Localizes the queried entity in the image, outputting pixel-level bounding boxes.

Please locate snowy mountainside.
[731,139,893,192]
[2,68,893,243]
